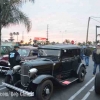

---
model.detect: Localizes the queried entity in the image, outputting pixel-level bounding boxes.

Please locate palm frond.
[9,0,34,6]
[1,0,32,32]
[2,7,31,32]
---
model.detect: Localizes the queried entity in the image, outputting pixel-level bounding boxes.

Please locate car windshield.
[1,46,8,54]
[18,49,30,56]
[38,49,60,57]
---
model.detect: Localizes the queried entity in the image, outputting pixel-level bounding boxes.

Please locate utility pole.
[96,26,100,45]
[47,24,48,41]
[96,26,97,44]
[86,17,91,45]
[22,31,24,41]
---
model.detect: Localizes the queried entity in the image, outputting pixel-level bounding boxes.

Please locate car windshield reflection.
[18,49,30,56]
[38,49,60,57]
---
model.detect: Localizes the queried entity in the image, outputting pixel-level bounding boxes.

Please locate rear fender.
[77,63,86,74]
[32,75,61,86]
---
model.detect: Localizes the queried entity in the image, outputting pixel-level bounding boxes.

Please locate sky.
[2,0,100,43]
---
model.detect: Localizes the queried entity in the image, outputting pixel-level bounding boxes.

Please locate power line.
[91,16,100,18]
[91,17,100,24]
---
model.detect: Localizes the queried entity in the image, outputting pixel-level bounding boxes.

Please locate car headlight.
[13,65,21,73]
[28,68,38,78]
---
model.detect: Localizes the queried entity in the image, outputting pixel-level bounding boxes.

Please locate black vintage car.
[2,44,86,100]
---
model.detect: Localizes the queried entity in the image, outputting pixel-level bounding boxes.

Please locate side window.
[62,49,73,58]
[72,49,80,56]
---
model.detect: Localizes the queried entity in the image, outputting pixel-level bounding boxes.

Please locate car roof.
[19,46,38,50]
[39,44,81,50]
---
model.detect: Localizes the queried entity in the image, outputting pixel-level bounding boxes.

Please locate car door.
[61,49,73,78]
[71,49,81,71]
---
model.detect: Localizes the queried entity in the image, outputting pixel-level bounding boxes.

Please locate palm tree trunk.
[0,24,1,56]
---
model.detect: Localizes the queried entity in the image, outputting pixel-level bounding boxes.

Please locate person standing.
[92,44,100,76]
[84,45,91,66]
[8,46,21,69]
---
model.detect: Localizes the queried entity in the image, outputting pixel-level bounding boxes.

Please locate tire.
[5,75,13,90]
[36,80,53,100]
[95,73,100,94]
[77,67,86,82]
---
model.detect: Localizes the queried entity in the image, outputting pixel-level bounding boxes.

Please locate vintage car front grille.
[21,65,30,87]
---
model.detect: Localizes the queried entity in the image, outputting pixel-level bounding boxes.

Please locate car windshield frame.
[38,48,61,57]
[18,48,30,56]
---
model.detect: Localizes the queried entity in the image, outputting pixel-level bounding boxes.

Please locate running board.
[60,78,78,85]
[2,82,34,97]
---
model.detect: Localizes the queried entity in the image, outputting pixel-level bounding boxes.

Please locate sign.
[71,40,74,44]
[34,37,47,41]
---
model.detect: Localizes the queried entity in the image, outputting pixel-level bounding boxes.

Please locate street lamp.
[96,26,100,44]
[60,30,67,43]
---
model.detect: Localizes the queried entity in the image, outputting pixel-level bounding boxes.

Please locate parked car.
[3,44,86,100]
[0,46,38,73]
[95,72,100,94]
[1,46,13,55]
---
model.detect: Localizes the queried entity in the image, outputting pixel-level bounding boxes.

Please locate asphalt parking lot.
[0,57,100,100]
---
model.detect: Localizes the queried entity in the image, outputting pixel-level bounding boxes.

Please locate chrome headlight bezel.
[13,65,21,73]
[28,68,38,78]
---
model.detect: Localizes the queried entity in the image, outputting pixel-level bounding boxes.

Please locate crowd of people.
[81,43,100,76]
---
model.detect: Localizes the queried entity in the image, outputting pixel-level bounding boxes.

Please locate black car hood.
[22,58,54,67]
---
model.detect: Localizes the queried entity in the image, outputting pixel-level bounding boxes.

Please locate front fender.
[77,63,86,74]
[32,75,60,85]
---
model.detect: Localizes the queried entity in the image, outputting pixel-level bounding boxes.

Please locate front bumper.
[2,82,34,97]
[0,66,10,73]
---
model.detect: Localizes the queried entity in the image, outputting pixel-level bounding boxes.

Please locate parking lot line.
[68,77,95,100]
[81,86,94,100]
[0,87,6,91]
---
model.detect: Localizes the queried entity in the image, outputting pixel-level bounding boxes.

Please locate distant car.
[0,46,38,73]
[95,72,100,94]
[1,46,13,55]
[3,44,86,100]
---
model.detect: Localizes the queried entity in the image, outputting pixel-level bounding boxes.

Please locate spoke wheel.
[36,80,53,100]
[77,67,86,82]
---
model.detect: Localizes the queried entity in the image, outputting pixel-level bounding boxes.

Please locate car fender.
[32,75,59,85]
[77,63,86,74]
[0,60,8,64]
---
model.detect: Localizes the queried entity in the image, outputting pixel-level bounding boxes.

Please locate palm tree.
[0,0,34,55]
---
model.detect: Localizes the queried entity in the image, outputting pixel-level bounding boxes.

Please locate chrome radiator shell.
[21,65,30,87]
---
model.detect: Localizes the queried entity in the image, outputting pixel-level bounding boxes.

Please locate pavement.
[0,57,100,100]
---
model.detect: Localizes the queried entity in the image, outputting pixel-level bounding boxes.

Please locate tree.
[87,41,92,45]
[65,39,70,43]
[78,42,82,45]
[82,42,86,45]
[0,0,34,55]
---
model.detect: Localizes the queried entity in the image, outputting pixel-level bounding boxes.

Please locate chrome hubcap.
[45,88,50,94]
